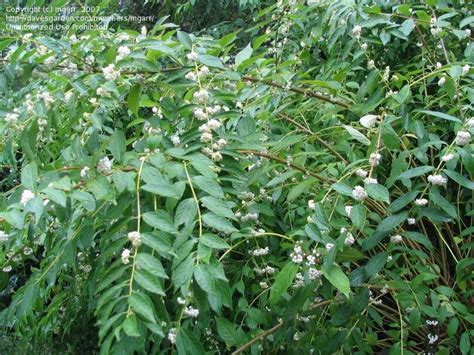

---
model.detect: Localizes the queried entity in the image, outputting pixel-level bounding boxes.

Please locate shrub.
[0,1,473,354]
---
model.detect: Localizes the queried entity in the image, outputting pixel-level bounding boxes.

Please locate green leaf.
[21,162,38,191]
[215,318,238,346]
[429,188,457,218]
[192,175,224,198]
[108,130,126,163]
[388,190,419,213]
[112,171,136,193]
[350,204,366,228]
[142,181,184,199]
[377,212,409,233]
[235,43,253,67]
[128,292,156,323]
[43,187,67,207]
[417,110,462,123]
[200,234,230,249]
[270,262,298,304]
[200,196,235,219]
[324,265,350,298]
[366,184,390,203]
[443,169,474,189]
[202,212,237,234]
[266,170,298,187]
[175,198,197,226]
[122,315,140,337]
[460,332,470,355]
[447,318,459,337]
[399,19,415,36]
[136,253,168,279]
[176,328,206,355]
[141,233,173,256]
[398,166,434,180]
[172,255,194,289]
[402,232,433,249]
[134,269,165,295]
[143,211,179,234]
[177,31,192,49]
[331,182,353,197]
[128,84,141,118]
[343,125,370,145]
[365,252,387,277]
[198,54,225,69]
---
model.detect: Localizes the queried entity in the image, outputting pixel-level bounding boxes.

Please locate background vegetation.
[0,0,473,354]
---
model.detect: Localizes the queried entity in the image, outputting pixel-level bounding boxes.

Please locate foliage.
[0,0,473,354]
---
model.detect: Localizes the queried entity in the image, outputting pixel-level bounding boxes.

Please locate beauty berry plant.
[0,0,473,354]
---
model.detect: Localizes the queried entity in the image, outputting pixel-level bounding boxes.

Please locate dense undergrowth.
[0,0,473,354]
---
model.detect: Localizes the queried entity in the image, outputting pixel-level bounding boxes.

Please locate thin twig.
[238,149,334,184]
[277,113,348,163]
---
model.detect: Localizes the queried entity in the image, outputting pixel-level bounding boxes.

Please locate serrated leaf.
[141,233,173,256]
[324,265,350,298]
[235,43,252,67]
[21,162,38,191]
[443,169,474,189]
[108,130,126,163]
[192,175,224,198]
[388,190,419,213]
[343,125,370,145]
[270,262,298,304]
[398,166,434,180]
[177,31,192,49]
[43,187,67,207]
[198,54,225,69]
[134,269,165,295]
[137,253,168,279]
[332,182,353,196]
[128,84,141,118]
[175,198,197,226]
[200,234,230,249]
[215,318,238,346]
[200,196,235,219]
[143,211,179,234]
[176,328,206,354]
[366,184,390,203]
[365,252,387,277]
[123,314,140,337]
[266,170,298,187]
[350,204,366,228]
[128,292,156,323]
[417,110,462,123]
[202,212,237,233]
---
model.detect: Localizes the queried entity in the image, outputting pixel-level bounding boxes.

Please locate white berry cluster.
[20,190,35,205]
[97,157,112,175]
[61,61,78,77]
[352,185,368,201]
[0,231,9,242]
[290,242,305,264]
[116,46,130,61]
[251,246,269,256]
[369,152,382,167]
[127,231,141,247]
[455,130,471,146]
[167,328,177,344]
[427,174,447,186]
[143,121,161,135]
[254,266,276,275]
[415,198,428,206]
[390,234,403,244]
[121,248,131,264]
[183,305,200,318]
[102,63,121,81]
[185,65,209,81]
